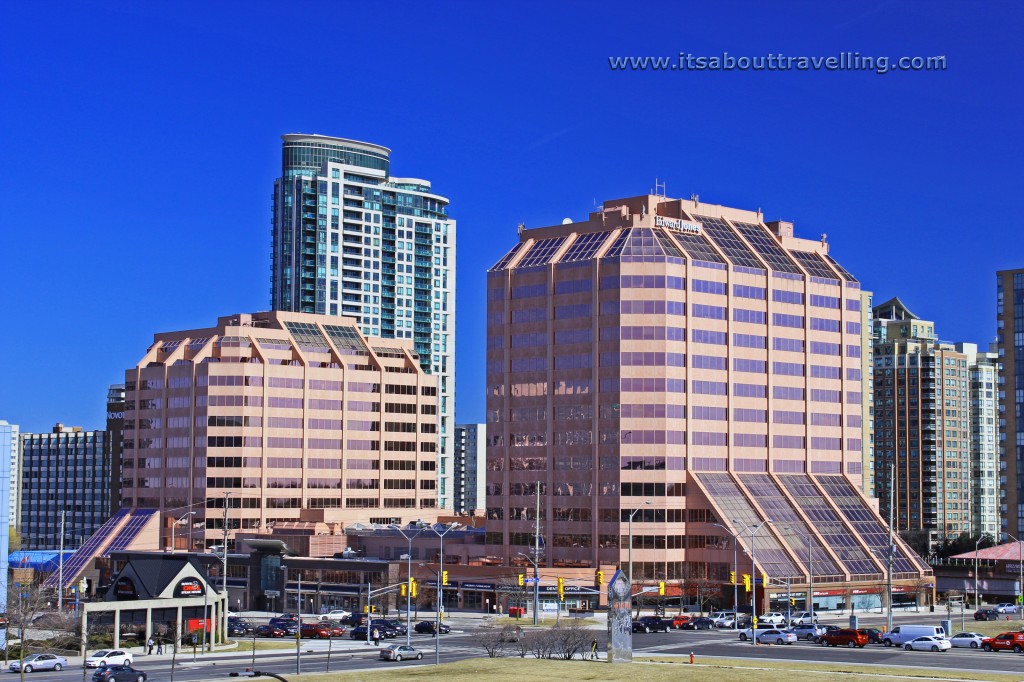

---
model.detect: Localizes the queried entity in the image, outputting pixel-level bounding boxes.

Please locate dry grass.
[292,656,1022,682]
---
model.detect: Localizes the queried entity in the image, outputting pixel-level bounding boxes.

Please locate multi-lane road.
[11,613,1024,681]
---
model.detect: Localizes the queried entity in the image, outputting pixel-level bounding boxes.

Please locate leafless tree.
[495,574,531,616]
[525,629,553,659]
[686,577,722,615]
[549,621,591,660]
[477,629,506,658]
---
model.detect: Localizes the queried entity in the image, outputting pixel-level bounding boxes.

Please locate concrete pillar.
[112,609,121,649]
[144,607,152,651]
[80,609,89,657]
[175,605,183,654]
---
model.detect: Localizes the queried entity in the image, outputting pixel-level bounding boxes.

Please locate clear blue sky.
[1,1,1021,433]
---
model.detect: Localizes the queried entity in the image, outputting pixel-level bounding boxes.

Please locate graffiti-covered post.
[607,569,632,663]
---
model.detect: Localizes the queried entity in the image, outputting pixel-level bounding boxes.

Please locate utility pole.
[887,463,894,632]
[222,490,232,645]
[58,511,66,610]
[533,482,540,625]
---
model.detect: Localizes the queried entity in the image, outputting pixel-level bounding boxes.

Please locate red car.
[981,632,1024,652]
[300,623,332,638]
[817,629,869,648]
[323,621,346,637]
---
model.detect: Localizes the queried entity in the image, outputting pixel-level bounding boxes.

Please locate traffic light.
[557,577,565,599]
[518,573,525,587]
[410,578,417,598]
[363,605,369,613]
[789,597,796,607]
[762,572,768,587]
[730,571,736,584]
[442,570,449,586]
[400,583,407,597]
[658,581,666,596]
[742,574,751,591]
[596,570,604,585]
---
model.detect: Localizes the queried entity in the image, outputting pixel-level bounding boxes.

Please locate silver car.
[379,644,423,661]
[9,653,69,673]
[739,628,797,644]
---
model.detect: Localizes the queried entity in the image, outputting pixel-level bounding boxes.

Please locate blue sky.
[1,1,1021,432]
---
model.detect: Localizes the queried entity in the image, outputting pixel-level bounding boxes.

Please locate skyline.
[2,1,1022,433]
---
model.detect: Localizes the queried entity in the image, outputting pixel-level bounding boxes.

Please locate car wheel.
[739,633,747,641]
[1015,645,1022,653]
[23,666,32,673]
[970,641,978,648]
[395,655,402,661]
[931,645,939,652]
[644,626,650,633]
[904,644,912,651]
[983,644,992,651]
[54,664,62,672]
[776,638,784,645]
[884,640,893,647]
[819,639,828,647]
[848,641,856,648]
[416,653,423,660]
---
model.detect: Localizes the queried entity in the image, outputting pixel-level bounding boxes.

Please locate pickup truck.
[632,616,672,633]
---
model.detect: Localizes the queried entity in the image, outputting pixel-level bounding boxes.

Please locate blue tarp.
[8,550,76,572]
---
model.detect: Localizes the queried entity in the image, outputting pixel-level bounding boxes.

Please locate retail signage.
[115,577,138,600]
[460,582,495,590]
[654,216,702,235]
[174,577,205,598]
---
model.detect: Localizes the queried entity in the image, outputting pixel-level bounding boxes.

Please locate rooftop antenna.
[653,178,667,198]
[757,208,763,222]
[820,233,828,246]
[517,222,525,236]
[690,193,699,207]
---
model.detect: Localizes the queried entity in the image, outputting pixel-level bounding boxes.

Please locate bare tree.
[550,621,590,660]
[477,629,506,658]
[685,577,722,615]
[495,574,530,617]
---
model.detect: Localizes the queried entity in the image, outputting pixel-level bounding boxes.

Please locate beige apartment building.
[120,311,439,551]
[485,193,930,611]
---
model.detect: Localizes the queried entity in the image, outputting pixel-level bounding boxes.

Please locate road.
[13,611,1024,681]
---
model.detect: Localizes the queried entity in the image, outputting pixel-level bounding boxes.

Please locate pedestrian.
[497,603,503,616]
[372,627,380,646]
[431,622,437,638]
[590,638,598,660]
[147,637,154,655]
[156,639,164,655]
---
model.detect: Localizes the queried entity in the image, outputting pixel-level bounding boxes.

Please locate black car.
[350,623,398,640]
[633,616,672,633]
[858,628,883,644]
[255,624,286,638]
[380,619,408,635]
[341,613,366,627]
[268,618,298,635]
[413,620,451,635]
[681,617,715,630]
[228,618,254,635]
[975,608,1001,621]
[92,665,147,682]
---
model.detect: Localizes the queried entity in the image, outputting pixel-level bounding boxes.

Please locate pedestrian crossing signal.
[789,597,796,607]
[658,581,665,596]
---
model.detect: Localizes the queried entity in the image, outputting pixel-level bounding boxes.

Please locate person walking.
[590,638,598,660]
[147,637,154,655]
[372,626,380,647]
[156,639,164,655]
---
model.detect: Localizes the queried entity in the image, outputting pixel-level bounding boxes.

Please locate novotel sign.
[654,216,702,235]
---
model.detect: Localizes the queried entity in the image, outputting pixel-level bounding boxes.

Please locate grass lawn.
[293,656,1024,682]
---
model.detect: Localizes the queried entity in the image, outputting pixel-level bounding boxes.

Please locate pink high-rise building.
[485,194,930,608]
[121,311,439,551]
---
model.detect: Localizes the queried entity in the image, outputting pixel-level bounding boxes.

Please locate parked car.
[681,617,715,630]
[735,616,752,630]
[322,609,352,621]
[858,628,883,644]
[790,623,825,641]
[981,631,1024,652]
[904,635,951,652]
[633,616,672,633]
[380,620,408,636]
[996,603,1018,614]
[379,644,423,661]
[300,622,332,638]
[413,620,450,635]
[708,611,735,627]
[739,628,797,645]
[758,613,788,626]
[340,613,366,627]
[949,632,985,649]
[84,650,133,669]
[790,611,820,626]
[9,653,68,673]
[323,621,347,637]
[817,629,869,648]
[255,625,287,638]
[671,615,692,629]
[975,608,1001,621]
[91,665,147,682]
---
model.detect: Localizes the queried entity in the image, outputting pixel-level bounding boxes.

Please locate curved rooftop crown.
[281,134,391,177]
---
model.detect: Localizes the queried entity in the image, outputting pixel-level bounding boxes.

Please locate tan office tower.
[120,311,439,551]
[485,194,930,607]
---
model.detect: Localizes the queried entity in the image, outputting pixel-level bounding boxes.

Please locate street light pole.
[748,520,770,645]
[430,522,462,665]
[517,552,540,626]
[713,522,743,627]
[389,522,427,647]
[974,536,983,611]
[627,501,652,592]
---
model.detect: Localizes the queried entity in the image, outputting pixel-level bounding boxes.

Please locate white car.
[903,636,951,652]
[84,649,133,668]
[790,611,820,625]
[949,632,985,649]
[321,609,352,621]
[996,603,1018,614]
[739,628,797,644]
[759,613,787,626]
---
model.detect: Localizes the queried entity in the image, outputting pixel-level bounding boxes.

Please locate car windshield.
[23,655,41,661]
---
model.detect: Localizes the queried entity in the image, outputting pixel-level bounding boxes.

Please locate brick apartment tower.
[998,268,1024,540]
[120,311,439,551]
[485,194,930,596]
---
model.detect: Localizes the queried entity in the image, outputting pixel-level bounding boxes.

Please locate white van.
[881,624,946,646]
